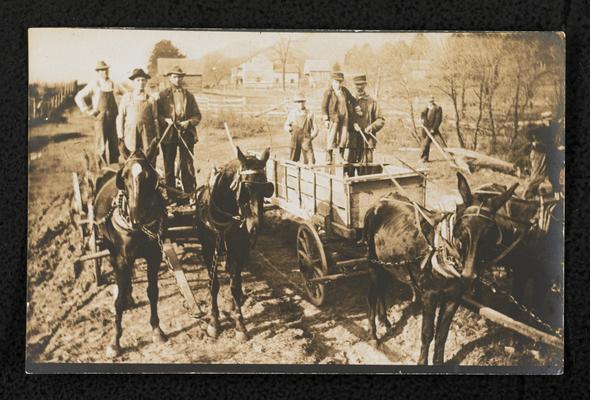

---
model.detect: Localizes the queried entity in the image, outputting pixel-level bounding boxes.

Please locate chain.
[367,256,425,269]
[477,276,563,337]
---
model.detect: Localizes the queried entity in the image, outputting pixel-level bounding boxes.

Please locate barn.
[157,58,203,93]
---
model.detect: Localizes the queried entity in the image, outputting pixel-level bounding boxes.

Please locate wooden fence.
[28,81,78,121]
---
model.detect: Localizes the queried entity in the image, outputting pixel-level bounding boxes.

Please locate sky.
[28,28,449,84]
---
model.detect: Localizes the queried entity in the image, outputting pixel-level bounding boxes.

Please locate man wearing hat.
[523,110,564,198]
[352,74,384,163]
[116,68,160,164]
[75,60,127,168]
[321,72,361,164]
[419,95,444,163]
[284,93,318,164]
[157,66,202,199]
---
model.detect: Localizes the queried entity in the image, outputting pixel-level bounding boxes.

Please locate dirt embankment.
[27,108,560,366]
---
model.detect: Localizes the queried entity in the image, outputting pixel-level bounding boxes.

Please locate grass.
[200,109,281,138]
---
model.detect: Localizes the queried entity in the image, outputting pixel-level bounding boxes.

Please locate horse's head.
[115,140,160,229]
[452,173,518,284]
[234,146,274,239]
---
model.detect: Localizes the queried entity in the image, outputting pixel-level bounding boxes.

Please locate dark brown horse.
[363,173,517,365]
[461,181,564,332]
[195,147,274,340]
[94,140,166,358]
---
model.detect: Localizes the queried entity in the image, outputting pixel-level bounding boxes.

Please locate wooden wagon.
[265,158,427,306]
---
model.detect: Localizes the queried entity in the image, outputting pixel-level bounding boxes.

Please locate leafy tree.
[147,40,186,78]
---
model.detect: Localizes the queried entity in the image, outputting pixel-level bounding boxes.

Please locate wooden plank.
[332,204,348,227]
[462,297,563,350]
[163,241,205,318]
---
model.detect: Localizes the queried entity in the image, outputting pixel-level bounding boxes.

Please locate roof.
[273,63,299,74]
[304,59,331,74]
[157,58,202,76]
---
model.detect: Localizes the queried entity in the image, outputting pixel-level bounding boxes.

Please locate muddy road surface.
[27,108,561,366]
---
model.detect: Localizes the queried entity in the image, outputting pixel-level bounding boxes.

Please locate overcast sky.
[28,29,448,84]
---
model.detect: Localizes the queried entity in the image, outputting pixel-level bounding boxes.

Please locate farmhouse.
[157,58,203,92]
[303,59,331,88]
[231,54,299,89]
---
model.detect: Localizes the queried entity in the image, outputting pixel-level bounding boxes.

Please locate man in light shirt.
[116,68,160,165]
[284,93,318,164]
[75,60,126,168]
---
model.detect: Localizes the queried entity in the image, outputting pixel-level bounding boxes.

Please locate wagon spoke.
[297,250,320,267]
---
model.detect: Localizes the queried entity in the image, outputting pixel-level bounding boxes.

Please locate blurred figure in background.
[523,111,564,199]
[419,94,444,164]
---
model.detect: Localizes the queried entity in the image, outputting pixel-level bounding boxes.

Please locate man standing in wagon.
[75,60,126,168]
[321,72,360,164]
[352,74,385,163]
[157,66,202,202]
[116,68,160,165]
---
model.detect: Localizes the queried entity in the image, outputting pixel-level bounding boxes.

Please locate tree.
[272,36,292,91]
[434,40,468,148]
[147,40,186,79]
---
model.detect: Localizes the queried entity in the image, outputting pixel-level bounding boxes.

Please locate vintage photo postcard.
[27,29,564,373]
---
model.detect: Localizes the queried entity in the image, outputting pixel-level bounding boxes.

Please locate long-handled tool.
[421,125,470,174]
[223,122,238,153]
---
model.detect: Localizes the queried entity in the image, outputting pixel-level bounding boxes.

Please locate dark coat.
[157,87,202,145]
[420,104,443,134]
[321,86,357,124]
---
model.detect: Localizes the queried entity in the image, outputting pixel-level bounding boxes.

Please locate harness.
[196,163,271,274]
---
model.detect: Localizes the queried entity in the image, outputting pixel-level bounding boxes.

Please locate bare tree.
[273,36,292,91]
[434,42,467,148]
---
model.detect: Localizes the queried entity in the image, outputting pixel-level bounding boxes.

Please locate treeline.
[343,32,565,159]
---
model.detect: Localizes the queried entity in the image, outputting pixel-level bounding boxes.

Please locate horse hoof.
[152,327,168,343]
[235,330,249,342]
[368,339,380,349]
[206,323,219,339]
[105,344,120,358]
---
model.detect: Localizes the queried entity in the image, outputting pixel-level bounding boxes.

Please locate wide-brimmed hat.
[353,74,367,84]
[331,72,344,81]
[293,93,306,102]
[95,60,110,71]
[541,110,553,119]
[129,68,151,80]
[165,66,186,77]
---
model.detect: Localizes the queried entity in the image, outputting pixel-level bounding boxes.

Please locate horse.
[363,173,518,365]
[195,146,274,340]
[459,180,564,332]
[93,139,166,358]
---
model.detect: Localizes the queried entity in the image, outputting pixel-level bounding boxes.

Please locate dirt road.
[26,108,560,366]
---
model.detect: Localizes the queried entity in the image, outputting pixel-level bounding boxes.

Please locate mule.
[195,147,274,340]
[363,173,517,365]
[94,139,166,358]
[460,181,564,332]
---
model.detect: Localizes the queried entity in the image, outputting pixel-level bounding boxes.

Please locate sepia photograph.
[27,28,564,372]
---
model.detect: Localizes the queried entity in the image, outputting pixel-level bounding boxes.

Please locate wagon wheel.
[297,221,329,306]
[86,202,103,286]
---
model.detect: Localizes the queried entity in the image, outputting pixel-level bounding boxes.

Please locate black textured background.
[2,0,589,397]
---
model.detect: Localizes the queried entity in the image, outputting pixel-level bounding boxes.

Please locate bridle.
[204,163,271,233]
[111,154,163,243]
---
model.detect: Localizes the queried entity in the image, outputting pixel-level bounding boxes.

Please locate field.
[26,103,561,367]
